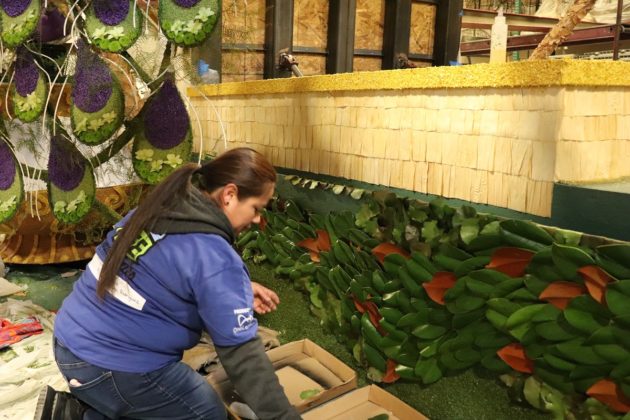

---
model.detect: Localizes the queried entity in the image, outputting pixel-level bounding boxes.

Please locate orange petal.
[382,359,401,383]
[259,216,267,232]
[353,298,366,314]
[371,243,410,264]
[578,265,613,304]
[422,272,457,305]
[539,281,586,309]
[486,247,535,277]
[316,230,331,252]
[309,251,320,263]
[587,379,630,413]
[497,343,534,374]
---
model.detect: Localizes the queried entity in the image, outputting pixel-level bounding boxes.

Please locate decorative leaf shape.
[423,272,457,305]
[0,139,24,223]
[552,243,595,281]
[382,359,400,383]
[596,244,630,279]
[159,0,219,47]
[12,48,47,122]
[496,343,534,373]
[486,247,535,277]
[539,281,586,310]
[47,135,95,224]
[133,79,192,184]
[606,281,630,317]
[578,265,613,305]
[587,379,630,413]
[371,242,409,264]
[297,229,331,262]
[71,41,125,144]
[499,219,553,252]
[86,0,143,53]
[0,0,41,47]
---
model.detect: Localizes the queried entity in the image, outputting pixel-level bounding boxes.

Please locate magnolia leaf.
[332,185,345,195]
[350,188,364,200]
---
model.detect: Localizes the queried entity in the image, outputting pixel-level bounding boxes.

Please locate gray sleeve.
[215,336,301,420]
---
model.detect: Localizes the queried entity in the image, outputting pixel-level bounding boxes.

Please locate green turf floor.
[1,262,551,420]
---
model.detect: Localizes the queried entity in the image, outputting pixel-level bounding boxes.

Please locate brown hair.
[97,147,276,299]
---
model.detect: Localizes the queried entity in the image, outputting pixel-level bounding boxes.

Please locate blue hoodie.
[54,195,257,373]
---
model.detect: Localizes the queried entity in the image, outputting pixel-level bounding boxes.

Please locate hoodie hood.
[152,186,235,243]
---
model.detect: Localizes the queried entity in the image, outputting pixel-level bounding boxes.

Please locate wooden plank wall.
[354,0,385,72]
[293,0,328,75]
[222,0,265,82]
[409,2,436,67]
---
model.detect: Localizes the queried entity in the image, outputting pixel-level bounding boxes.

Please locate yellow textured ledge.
[187,60,630,98]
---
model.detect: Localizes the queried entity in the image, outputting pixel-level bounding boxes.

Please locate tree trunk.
[529,0,598,60]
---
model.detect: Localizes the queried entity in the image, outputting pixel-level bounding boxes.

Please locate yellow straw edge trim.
[187,60,630,98]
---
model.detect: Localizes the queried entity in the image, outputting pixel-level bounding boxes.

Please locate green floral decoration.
[70,75,125,145]
[132,131,192,184]
[0,1,41,47]
[85,1,143,53]
[12,71,48,123]
[159,0,219,47]
[0,140,24,224]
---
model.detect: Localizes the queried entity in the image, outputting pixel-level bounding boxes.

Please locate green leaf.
[414,358,442,385]
[421,220,442,243]
[332,185,345,195]
[499,220,553,251]
[460,218,480,245]
[350,188,365,199]
[299,389,321,399]
[551,243,595,281]
[553,228,582,246]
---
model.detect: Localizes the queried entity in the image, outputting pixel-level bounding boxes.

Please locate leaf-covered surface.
[0,140,23,223]
[236,187,630,418]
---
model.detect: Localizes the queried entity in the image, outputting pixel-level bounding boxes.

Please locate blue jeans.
[53,338,227,419]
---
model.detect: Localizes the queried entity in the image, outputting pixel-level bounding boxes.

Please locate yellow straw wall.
[187,60,630,217]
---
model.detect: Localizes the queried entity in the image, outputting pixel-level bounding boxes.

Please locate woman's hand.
[251,281,280,314]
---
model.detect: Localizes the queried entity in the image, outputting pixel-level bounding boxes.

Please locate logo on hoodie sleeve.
[232,307,255,335]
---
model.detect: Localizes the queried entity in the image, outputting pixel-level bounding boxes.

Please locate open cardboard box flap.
[207,339,357,417]
[301,385,428,420]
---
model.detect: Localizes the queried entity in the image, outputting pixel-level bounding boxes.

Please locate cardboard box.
[207,339,357,418]
[302,385,428,420]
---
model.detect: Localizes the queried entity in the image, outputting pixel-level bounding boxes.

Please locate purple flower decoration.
[72,41,113,113]
[144,79,189,149]
[0,141,16,190]
[37,7,69,42]
[174,0,201,7]
[14,48,39,97]
[93,0,130,26]
[0,0,31,18]
[48,136,85,191]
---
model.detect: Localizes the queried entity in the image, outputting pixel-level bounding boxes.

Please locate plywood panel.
[222,51,245,77]
[410,3,436,56]
[353,56,382,72]
[355,0,385,50]
[222,0,266,44]
[299,54,327,76]
[294,0,329,48]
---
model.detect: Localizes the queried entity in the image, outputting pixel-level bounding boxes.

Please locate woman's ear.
[221,183,239,206]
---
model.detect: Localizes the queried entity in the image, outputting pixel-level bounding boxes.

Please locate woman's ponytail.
[97,163,199,299]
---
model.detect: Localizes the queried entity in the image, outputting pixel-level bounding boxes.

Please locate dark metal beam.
[460,24,628,55]
[382,0,412,69]
[433,0,464,66]
[327,0,356,73]
[264,0,294,79]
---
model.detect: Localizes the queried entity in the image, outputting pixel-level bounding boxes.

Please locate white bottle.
[490,7,508,64]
